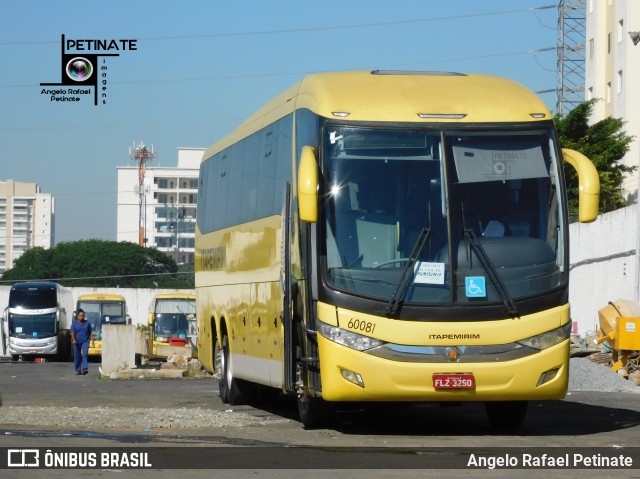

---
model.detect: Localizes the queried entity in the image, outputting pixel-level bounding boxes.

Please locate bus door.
[281,182,296,392]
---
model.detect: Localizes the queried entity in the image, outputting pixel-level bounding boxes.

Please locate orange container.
[616,317,640,350]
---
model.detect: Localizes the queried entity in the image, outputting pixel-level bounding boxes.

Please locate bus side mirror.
[562,148,600,223]
[298,146,318,223]
[148,312,154,326]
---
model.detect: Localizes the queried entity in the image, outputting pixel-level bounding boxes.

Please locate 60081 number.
[347,318,376,334]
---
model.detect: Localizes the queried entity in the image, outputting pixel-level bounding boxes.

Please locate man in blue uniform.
[70,308,95,375]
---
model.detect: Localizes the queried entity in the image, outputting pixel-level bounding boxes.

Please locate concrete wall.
[569,205,637,335]
[0,286,194,357]
[101,324,136,375]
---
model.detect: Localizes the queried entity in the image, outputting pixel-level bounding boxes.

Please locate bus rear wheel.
[218,333,250,405]
[214,338,226,402]
[485,401,528,432]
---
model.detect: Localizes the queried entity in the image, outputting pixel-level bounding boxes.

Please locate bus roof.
[204,71,552,158]
[10,282,60,291]
[76,293,126,302]
[153,292,196,301]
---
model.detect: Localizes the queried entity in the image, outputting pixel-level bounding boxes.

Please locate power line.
[1,44,556,90]
[380,47,557,69]
[0,46,557,99]
[0,5,557,47]
[0,270,194,285]
[0,118,241,131]
[140,6,558,40]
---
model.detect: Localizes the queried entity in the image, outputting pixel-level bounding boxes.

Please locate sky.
[0,0,560,244]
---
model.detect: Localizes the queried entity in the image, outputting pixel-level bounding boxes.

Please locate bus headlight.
[317,321,384,351]
[517,323,572,351]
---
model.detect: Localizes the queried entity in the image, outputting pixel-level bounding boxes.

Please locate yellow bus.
[195,71,599,430]
[75,293,128,357]
[147,292,196,358]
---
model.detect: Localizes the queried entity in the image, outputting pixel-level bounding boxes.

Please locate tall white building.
[117,147,204,265]
[0,179,54,274]
[585,0,640,196]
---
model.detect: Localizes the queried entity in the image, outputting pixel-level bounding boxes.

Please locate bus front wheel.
[297,390,333,429]
[485,401,528,432]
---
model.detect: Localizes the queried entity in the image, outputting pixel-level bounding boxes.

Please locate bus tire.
[485,400,528,432]
[215,337,227,403]
[219,333,249,405]
[297,391,333,429]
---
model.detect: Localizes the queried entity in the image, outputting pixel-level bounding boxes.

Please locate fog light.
[537,368,559,387]
[341,369,364,388]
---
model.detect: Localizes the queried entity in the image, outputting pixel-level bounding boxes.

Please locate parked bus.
[195,71,599,429]
[75,293,129,357]
[2,282,74,361]
[147,292,196,358]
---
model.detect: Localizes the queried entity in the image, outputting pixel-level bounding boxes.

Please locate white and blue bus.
[2,282,74,361]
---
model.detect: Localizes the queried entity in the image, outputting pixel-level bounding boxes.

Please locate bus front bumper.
[8,337,58,356]
[317,335,569,402]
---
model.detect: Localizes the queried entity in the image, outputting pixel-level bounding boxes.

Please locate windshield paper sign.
[414,262,445,285]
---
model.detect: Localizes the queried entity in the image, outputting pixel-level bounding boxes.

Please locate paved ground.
[2,360,640,478]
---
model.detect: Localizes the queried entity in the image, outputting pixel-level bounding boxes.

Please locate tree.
[556,99,636,217]
[1,240,194,288]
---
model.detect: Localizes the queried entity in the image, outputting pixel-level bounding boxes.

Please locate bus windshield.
[322,126,564,307]
[78,301,126,340]
[8,313,57,338]
[154,314,189,339]
[153,298,195,340]
[8,287,57,309]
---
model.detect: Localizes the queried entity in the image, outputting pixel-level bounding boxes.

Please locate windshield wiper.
[463,228,520,318]
[383,227,431,318]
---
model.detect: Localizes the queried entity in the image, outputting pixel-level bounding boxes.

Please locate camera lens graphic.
[66,57,93,82]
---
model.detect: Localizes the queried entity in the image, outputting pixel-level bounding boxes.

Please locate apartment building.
[585,0,640,196]
[116,147,204,265]
[0,179,54,274]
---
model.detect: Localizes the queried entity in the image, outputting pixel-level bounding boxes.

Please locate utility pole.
[129,142,155,247]
[556,0,586,117]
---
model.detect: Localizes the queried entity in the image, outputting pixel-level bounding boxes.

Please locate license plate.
[433,373,475,389]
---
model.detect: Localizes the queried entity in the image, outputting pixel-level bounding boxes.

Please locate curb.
[102,368,187,379]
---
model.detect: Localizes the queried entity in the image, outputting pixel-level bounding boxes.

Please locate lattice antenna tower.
[556,0,586,117]
[129,141,155,246]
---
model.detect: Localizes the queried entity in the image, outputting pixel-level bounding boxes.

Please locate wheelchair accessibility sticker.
[465,277,486,298]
